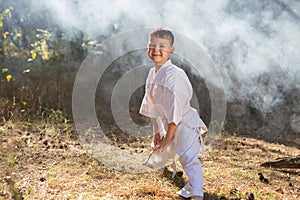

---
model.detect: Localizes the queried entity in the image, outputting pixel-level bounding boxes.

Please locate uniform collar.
[155,59,172,73]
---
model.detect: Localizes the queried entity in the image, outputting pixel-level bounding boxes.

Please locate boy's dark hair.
[149,28,174,46]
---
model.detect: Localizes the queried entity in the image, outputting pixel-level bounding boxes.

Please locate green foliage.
[0,7,12,27]
[30,29,52,61]
[0,1,89,123]
[0,7,12,57]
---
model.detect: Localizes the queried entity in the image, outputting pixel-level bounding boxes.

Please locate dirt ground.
[0,122,299,200]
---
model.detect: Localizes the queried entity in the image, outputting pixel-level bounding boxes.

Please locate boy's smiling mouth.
[152,53,162,57]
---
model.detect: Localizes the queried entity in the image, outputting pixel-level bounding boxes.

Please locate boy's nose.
[153,47,160,52]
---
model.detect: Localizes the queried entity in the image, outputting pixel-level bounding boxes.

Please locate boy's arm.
[151,118,160,146]
[153,122,176,151]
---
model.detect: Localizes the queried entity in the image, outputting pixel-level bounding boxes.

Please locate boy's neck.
[154,64,163,73]
[154,59,170,73]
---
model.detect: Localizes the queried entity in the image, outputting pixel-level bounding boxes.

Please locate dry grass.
[202,132,299,199]
[0,122,299,200]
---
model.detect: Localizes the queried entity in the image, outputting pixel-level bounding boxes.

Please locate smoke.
[29,0,300,133]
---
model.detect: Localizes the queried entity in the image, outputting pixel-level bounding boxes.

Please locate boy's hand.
[153,133,161,146]
[153,122,176,152]
[153,137,171,152]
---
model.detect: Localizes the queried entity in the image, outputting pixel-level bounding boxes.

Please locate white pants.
[177,137,204,198]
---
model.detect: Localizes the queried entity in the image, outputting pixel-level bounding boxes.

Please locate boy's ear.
[170,47,175,55]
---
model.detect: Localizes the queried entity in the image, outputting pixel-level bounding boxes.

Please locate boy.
[140,28,207,200]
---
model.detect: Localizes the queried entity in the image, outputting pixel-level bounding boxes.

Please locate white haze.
[30,0,300,113]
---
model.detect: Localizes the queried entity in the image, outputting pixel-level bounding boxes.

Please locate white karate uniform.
[140,59,207,198]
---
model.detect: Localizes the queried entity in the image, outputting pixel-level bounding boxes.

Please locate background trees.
[0,0,299,144]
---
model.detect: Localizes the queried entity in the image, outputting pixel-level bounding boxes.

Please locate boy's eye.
[148,45,168,50]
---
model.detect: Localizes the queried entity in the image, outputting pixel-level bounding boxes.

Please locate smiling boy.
[140,28,207,200]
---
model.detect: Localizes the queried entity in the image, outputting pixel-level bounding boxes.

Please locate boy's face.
[147,36,174,66]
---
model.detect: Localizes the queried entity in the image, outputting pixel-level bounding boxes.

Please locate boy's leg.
[177,138,204,198]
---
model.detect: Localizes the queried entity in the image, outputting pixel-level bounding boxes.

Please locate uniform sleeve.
[155,85,183,125]
[139,70,158,118]
[139,89,158,118]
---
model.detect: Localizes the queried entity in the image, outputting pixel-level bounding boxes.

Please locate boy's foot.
[177,194,203,200]
[191,196,203,200]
